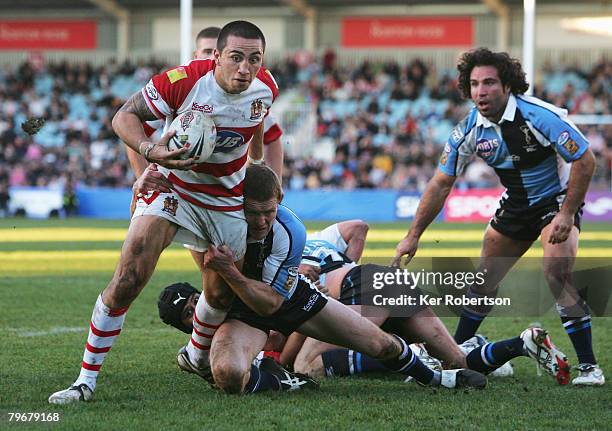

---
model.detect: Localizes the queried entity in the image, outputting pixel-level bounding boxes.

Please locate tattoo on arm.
[118,92,158,122]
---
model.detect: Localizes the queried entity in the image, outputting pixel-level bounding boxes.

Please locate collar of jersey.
[476,93,517,128]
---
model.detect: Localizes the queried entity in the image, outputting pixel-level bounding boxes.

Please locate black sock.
[562,316,596,365]
[466,337,524,373]
[380,335,437,385]
[244,363,281,393]
[321,349,386,377]
[454,311,485,344]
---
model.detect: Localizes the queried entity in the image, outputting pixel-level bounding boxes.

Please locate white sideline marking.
[7,327,174,337]
[7,327,85,337]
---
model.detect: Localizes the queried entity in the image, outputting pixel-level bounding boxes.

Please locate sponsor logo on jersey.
[250,99,264,120]
[520,125,538,152]
[214,130,245,153]
[476,138,499,157]
[162,196,179,216]
[439,143,451,165]
[167,67,187,84]
[145,84,158,100]
[180,111,195,131]
[557,131,570,146]
[563,139,579,155]
[450,127,464,144]
[192,102,213,113]
[283,266,299,292]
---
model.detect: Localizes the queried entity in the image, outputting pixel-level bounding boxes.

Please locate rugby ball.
[167,110,216,163]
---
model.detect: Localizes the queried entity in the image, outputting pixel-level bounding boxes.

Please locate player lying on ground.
[392,47,603,386]
[172,165,488,393]
[48,20,278,405]
[160,220,569,385]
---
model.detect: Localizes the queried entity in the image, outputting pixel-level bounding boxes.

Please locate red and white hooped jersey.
[144,109,282,145]
[141,59,279,211]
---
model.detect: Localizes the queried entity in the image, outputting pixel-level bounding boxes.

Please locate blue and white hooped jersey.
[242,205,305,300]
[302,223,356,274]
[438,94,589,207]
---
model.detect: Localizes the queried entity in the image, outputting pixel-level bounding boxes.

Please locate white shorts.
[307,223,348,252]
[132,191,247,260]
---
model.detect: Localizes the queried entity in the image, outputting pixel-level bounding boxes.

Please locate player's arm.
[112,91,195,170]
[204,245,284,316]
[263,137,283,182]
[391,170,456,266]
[248,122,265,164]
[337,220,369,262]
[549,148,595,244]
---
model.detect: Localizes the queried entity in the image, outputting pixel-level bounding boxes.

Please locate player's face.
[194,37,217,60]
[470,65,511,123]
[181,292,199,329]
[244,197,279,240]
[214,35,264,94]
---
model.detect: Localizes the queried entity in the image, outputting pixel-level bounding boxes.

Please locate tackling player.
[175,164,487,393]
[392,48,603,386]
[49,20,279,404]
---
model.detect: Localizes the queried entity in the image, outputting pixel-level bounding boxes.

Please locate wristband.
[248,156,264,165]
[139,142,155,161]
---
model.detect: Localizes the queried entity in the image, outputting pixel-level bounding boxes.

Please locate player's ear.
[278,191,284,203]
[214,48,221,65]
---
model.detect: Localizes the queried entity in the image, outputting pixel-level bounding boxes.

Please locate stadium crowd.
[0,55,610,197]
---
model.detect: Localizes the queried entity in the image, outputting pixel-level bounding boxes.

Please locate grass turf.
[1,218,611,430]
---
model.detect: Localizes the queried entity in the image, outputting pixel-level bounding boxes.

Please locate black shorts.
[490,191,583,241]
[226,277,328,336]
[338,263,428,319]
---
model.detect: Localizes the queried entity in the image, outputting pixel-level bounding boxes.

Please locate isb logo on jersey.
[214,130,245,153]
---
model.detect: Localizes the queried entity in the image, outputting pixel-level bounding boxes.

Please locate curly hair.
[457,47,529,99]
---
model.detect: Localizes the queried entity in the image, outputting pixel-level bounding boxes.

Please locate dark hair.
[244,164,281,202]
[457,47,529,99]
[196,26,221,41]
[158,282,200,334]
[217,20,266,53]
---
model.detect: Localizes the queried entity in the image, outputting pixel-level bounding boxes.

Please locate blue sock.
[244,363,281,393]
[321,349,386,377]
[466,337,524,373]
[454,311,485,344]
[562,316,596,365]
[380,335,438,385]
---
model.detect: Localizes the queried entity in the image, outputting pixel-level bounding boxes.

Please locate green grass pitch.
[1,218,611,430]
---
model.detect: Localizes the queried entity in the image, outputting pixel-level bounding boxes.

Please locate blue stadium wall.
[74,187,429,222]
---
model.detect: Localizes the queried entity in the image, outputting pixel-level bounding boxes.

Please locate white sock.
[186,294,226,366]
[74,295,128,391]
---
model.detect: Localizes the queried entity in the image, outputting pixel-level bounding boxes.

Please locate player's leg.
[185,261,242,368]
[209,320,316,394]
[184,208,247,369]
[540,224,604,385]
[454,225,533,343]
[397,307,466,368]
[297,299,486,389]
[49,215,178,404]
[294,305,389,377]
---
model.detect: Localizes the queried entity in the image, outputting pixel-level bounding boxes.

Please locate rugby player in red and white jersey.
[49,20,278,404]
[129,26,284,196]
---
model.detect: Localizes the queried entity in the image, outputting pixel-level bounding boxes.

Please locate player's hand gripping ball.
[167,110,216,163]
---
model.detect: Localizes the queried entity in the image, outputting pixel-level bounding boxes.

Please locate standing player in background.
[129,26,284,197]
[392,48,603,386]
[49,20,279,404]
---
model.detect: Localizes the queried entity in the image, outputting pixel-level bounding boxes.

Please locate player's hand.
[548,212,574,244]
[203,245,236,274]
[143,130,197,170]
[132,164,173,195]
[298,263,320,283]
[391,236,419,267]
